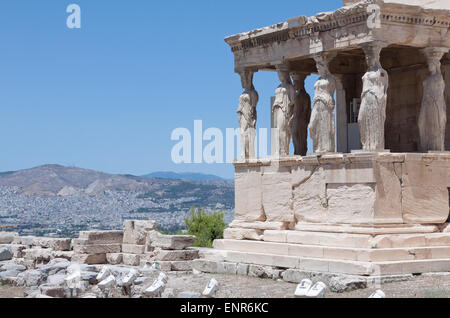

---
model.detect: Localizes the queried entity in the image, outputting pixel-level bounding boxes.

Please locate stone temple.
[208,0,450,277]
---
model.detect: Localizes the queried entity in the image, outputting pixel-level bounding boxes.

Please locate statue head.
[365,53,381,69]
[315,59,329,76]
[291,73,308,90]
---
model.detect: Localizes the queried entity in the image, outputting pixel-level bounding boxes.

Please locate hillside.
[0,165,233,198]
[0,165,235,237]
[141,171,229,182]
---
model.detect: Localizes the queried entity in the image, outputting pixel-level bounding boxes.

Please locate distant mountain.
[141,171,229,182]
[0,165,234,198]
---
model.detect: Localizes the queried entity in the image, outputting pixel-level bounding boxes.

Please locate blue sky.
[0,0,342,179]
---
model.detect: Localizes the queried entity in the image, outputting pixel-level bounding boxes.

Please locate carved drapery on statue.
[359,42,389,152]
[291,72,311,156]
[418,47,448,152]
[237,69,259,160]
[272,65,296,157]
[310,54,336,153]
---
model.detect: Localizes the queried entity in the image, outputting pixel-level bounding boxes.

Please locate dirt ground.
[167,272,450,298]
[1,273,449,298]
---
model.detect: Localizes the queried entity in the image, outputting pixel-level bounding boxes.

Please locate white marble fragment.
[369,290,386,298]
[294,279,313,298]
[306,282,327,298]
[122,269,139,287]
[96,266,111,282]
[202,278,219,297]
[98,275,116,291]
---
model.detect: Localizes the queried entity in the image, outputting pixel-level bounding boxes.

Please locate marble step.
[203,249,450,276]
[214,239,450,262]
[259,230,450,249]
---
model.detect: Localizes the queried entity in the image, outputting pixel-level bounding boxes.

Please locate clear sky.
[0,0,342,179]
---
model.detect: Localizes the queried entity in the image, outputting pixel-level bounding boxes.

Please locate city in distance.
[0,165,234,238]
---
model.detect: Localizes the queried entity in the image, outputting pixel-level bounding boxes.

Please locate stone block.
[442,224,450,233]
[327,260,373,276]
[40,285,66,298]
[0,244,26,258]
[223,228,263,241]
[370,234,428,248]
[0,247,13,261]
[262,166,294,223]
[122,253,141,266]
[402,186,449,224]
[73,244,121,254]
[292,166,327,223]
[149,232,195,250]
[373,162,403,223]
[71,253,106,265]
[51,251,74,261]
[426,233,450,246]
[217,262,238,275]
[288,245,324,259]
[122,244,146,254]
[12,236,34,246]
[154,250,199,262]
[234,166,265,222]
[170,261,192,272]
[286,231,372,248]
[329,275,368,293]
[192,259,219,273]
[106,253,123,265]
[263,230,287,243]
[23,248,52,264]
[33,238,72,251]
[327,183,376,224]
[229,221,288,231]
[225,251,299,269]
[78,231,123,245]
[248,265,272,279]
[236,263,249,276]
[0,232,18,244]
[214,239,289,256]
[123,220,157,245]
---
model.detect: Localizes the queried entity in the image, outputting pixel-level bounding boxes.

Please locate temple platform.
[199,153,450,277]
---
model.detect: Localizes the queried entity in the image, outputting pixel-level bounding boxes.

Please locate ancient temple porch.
[202,0,450,277]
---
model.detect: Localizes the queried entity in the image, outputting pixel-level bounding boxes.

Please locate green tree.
[185,207,226,248]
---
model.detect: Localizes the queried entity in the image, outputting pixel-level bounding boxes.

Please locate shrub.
[184,207,226,248]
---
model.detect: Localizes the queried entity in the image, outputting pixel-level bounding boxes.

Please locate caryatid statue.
[272,64,296,157]
[291,72,311,156]
[359,42,389,152]
[418,47,448,152]
[237,69,259,160]
[310,53,336,153]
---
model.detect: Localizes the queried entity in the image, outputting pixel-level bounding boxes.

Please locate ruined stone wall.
[385,67,426,153]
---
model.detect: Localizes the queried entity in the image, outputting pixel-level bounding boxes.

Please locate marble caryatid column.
[310,53,336,153]
[291,72,311,156]
[237,69,259,160]
[418,47,449,152]
[272,64,296,157]
[359,42,389,152]
[335,75,348,153]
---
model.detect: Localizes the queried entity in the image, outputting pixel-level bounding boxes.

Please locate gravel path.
[167,272,450,298]
[1,273,449,298]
